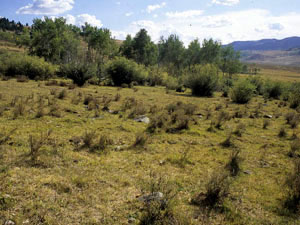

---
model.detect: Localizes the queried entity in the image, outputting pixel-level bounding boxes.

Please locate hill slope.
[229,37,300,51]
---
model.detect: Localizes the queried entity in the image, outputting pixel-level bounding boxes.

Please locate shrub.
[285,112,300,129]
[284,159,300,213]
[191,171,229,209]
[278,127,287,138]
[82,131,96,148]
[0,52,56,80]
[139,173,189,225]
[133,132,148,148]
[263,80,283,99]
[16,75,29,83]
[185,64,218,97]
[59,63,95,87]
[106,57,148,86]
[263,119,270,129]
[289,82,300,109]
[165,76,180,90]
[230,79,255,104]
[226,150,241,176]
[28,130,52,162]
[92,134,113,153]
[247,76,264,95]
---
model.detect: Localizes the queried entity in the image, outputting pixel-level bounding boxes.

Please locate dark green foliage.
[59,63,95,87]
[230,79,255,104]
[247,76,264,95]
[185,64,219,97]
[263,81,283,99]
[0,52,56,80]
[289,82,300,109]
[0,17,24,32]
[106,57,148,86]
[120,29,158,66]
[29,17,79,63]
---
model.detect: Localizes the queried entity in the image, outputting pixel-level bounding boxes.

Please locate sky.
[1,0,300,45]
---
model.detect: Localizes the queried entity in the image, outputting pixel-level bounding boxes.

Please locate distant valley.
[227,37,300,66]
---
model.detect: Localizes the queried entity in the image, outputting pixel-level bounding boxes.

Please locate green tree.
[220,46,241,76]
[200,39,221,64]
[158,34,185,76]
[120,34,134,59]
[29,17,79,64]
[185,39,201,69]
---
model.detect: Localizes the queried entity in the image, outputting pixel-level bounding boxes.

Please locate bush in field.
[263,80,283,99]
[185,64,218,97]
[289,82,300,109]
[247,76,264,95]
[59,63,95,87]
[0,52,56,80]
[165,76,181,90]
[230,79,255,104]
[106,57,148,86]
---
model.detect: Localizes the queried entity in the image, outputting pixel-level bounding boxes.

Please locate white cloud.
[146,2,166,13]
[116,2,121,5]
[125,12,133,17]
[113,9,300,45]
[153,14,158,18]
[65,14,103,28]
[16,0,74,15]
[166,10,204,18]
[212,0,240,6]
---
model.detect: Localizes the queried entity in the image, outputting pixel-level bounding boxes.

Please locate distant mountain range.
[226,37,300,66]
[228,37,300,51]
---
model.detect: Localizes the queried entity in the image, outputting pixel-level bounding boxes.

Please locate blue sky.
[1,0,300,44]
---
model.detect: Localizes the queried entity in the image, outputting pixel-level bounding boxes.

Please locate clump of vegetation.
[263,81,283,99]
[289,82,300,109]
[28,130,52,162]
[133,132,149,148]
[285,112,300,129]
[288,138,300,158]
[59,63,95,87]
[230,79,255,104]
[0,128,17,145]
[225,150,241,176]
[92,134,113,153]
[139,173,189,225]
[57,89,67,100]
[220,133,233,148]
[278,127,287,138]
[106,57,148,86]
[121,97,138,112]
[233,123,245,137]
[82,131,97,149]
[185,64,218,97]
[147,113,169,133]
[191,171,229,209]
[263,119,270,129]
[215,110,230,129]
[12,99,26,119]
[284,159,300,213]
[0,52,57,80]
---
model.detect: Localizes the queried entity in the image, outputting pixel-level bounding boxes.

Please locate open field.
[255,67,300,82]
[0,78,299,224]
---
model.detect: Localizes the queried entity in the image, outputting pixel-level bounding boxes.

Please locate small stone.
[5,220,15,225]
[244,170,252,175]
[134,115,150,124]
[128,217,136,224]
[264,115,272,119]
[138,192,164,203]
